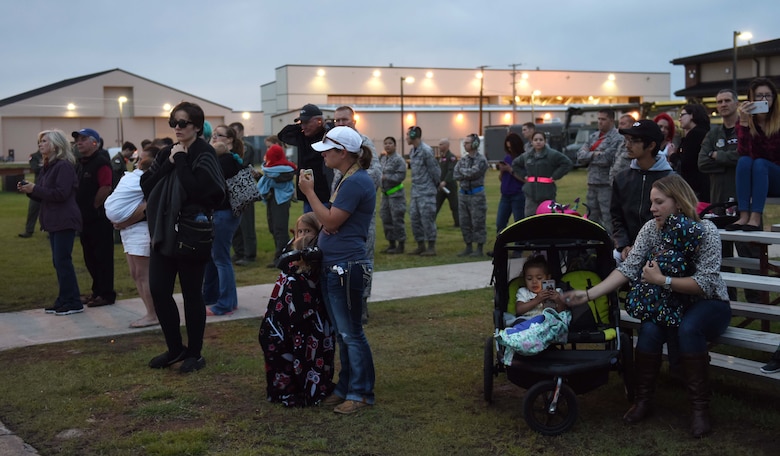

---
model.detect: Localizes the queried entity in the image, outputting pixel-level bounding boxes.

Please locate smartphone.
[542,280,556,291]
[753,100,769,114]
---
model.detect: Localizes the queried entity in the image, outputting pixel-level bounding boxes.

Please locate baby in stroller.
[505,255,568,326]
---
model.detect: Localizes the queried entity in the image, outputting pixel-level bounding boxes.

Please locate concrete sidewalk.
[0,261,493,352]
[0,261,494,455]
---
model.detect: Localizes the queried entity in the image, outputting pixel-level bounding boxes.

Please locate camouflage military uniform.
[576,127,623,233]
[453,151,488,245]
[380,152,407,243]
[409,142,440,242]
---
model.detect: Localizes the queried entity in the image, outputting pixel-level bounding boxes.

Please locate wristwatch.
[663,276,672,290]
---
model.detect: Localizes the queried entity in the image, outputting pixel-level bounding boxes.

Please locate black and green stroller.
[483,213,635,435]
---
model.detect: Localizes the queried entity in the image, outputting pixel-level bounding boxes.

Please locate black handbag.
[175,213,213,260]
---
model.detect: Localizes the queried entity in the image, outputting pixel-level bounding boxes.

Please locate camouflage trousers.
[380,194,407,242]
[458,191,487,244]
[587,184,612,234]
[409,195,437,242]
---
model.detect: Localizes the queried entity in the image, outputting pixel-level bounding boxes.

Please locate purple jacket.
[29,158,82,232]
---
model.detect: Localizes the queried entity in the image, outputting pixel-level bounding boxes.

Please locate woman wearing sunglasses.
[298,126,376,415]
[140,101,225,373]
[729,78,780,231]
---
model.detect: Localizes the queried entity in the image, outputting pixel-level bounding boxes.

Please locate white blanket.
[105,170,144,224]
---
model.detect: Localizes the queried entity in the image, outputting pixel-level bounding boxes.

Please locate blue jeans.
[736,156,780,214]
[496,192,525,233]
[321,260,375,404]
[203,209,241,313]
[49,229,81,307]
[635,298,731,355]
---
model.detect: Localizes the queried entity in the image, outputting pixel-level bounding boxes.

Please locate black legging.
[149,250,207,358]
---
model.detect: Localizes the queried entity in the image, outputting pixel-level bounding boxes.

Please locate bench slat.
[721,257,780,271]
[730,301,780,321]
[721,271,780,293]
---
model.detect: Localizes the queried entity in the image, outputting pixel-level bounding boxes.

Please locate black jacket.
[278,123,333,205]
[611,157,674,251]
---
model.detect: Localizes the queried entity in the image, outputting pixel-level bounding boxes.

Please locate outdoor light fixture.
[117,96,128,146]
[733,31,752,93]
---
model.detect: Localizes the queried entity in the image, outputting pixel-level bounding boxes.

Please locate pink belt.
[526,176,554,184]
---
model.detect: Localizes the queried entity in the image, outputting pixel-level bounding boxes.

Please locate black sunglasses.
[169,119,194,129]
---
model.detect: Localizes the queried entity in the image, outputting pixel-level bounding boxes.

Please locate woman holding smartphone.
[728,78,780,231]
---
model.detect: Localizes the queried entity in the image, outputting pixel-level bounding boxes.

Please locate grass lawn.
[1,167,779,455]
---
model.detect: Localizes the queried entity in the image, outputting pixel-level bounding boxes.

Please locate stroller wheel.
[523,380,578,436]
[484,336,495,403]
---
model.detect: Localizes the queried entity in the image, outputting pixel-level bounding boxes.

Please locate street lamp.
[733,31,752,94]
[117,96,128,146]
[400,76,414,156]
[531,90,541,124]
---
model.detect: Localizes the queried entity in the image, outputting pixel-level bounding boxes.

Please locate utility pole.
[509,63,521,125]
[478,65,488,135]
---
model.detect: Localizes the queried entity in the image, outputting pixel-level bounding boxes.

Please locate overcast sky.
[1,0,776,111]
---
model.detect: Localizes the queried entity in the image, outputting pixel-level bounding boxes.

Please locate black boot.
[457,243,473,257]
[420,240,436,256]
[383,241,396,254]
[623,351,662,424]
[471,243,484,257]
[681,353,712,438]
[409,241,426,255]
[390,241,405,254]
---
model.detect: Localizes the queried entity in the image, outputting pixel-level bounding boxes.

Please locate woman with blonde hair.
[565,174,730,438]
[18,130,83,315]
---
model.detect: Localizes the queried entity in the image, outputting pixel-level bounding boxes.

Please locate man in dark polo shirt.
[73,128,116,307]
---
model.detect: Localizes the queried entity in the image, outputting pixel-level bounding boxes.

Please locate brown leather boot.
[623,351,662,424]
[681,353,712,438]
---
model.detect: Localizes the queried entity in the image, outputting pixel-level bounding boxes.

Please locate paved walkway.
[0,261,494,454]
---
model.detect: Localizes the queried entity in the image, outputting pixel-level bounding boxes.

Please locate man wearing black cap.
[611,119,674,262]
[278,103,333,212]
[72,128,116,307]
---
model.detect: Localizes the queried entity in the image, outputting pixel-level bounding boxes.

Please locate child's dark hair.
[522,255,549,276]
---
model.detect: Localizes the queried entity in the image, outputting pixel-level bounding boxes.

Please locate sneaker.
[55,304,84,316]
[86,296,115,307]
[149,349,187,369]
[180,356,206,373]
[334,399,371,415]
[44,303,62,314]
[18,232,33,238]
[760,351,780,374]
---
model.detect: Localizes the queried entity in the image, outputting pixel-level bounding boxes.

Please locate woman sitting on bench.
[564,174,730,439]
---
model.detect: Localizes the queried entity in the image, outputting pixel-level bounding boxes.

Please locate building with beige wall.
[0,69,262,164]
[262,64,671,152]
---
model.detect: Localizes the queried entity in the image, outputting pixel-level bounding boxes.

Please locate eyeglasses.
[755,93,774,100]
[213,133,228,138]
[322,135,347,151]
[168,119,194,129]
[624,137,645,145]
[679,112,690,118]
